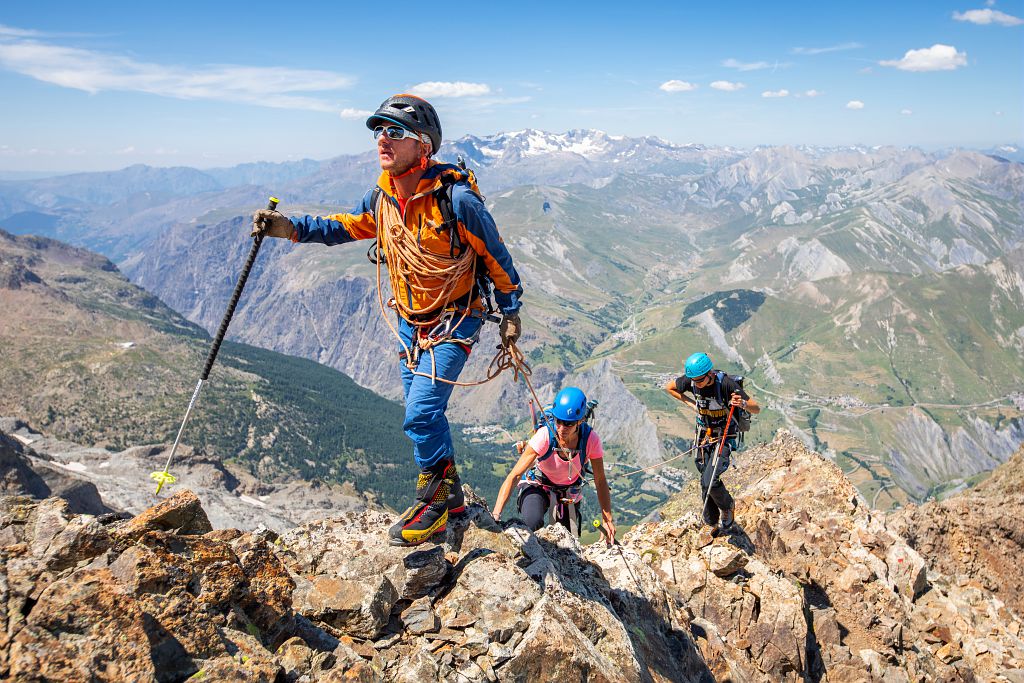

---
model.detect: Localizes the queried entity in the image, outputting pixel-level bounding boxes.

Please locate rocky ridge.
[0,419,368,534]
[2,431,1022,681]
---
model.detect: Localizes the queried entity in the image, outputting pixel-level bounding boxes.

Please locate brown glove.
[499,312,521,347]
[251,209,294,239]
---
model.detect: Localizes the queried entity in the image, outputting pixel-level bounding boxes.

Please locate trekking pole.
[150,197,280,494]
[699,405,735,521]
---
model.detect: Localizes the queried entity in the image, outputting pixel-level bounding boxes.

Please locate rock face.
[890,446,1024,619]
[1,432,1022,682]
[649,431,1024,681]
[0,427,110,516]
[1,420,368,533]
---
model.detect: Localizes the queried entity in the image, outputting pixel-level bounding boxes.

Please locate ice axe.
[150,197,280,494]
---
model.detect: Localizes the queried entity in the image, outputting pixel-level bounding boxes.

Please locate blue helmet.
[551,387,588,422]
[684,352,713,378]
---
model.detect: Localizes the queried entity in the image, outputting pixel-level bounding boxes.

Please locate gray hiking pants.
[696,438,734,524]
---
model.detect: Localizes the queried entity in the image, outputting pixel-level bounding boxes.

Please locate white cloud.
[791,42,863,55]
[901,108,913,115]
[846,100,865,109]
[408,81,490,98]
[880,44,967,71]
[0,25,42,38]
[722,58,771,71]
[659,79,697,92]
[115,146,136,155]
[339,107,372,119]
[953,8,1023,25]
[762,89,789,98]
[0,30,353,111]
[711,80,745,91]
[803,89,823,97]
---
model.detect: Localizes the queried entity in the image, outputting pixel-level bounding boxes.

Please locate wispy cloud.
[802,89,823,97]
[762,89,789,98]
[408,81,490,98]
[880,44,967,71]
[0,25,43,38]
[791,42,863,55]
[901,108,913,115]
[340,108,372,119]
[722,58,771,71]
[710,80,745,91]
[660,79,697,92]
[0,26,354,112]
[953,8,1023,25]
[846,100,865,110]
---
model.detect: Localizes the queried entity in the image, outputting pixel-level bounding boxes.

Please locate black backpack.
[713,371,752,436]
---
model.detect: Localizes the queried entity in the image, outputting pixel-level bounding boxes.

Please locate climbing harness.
[370,161,521,388]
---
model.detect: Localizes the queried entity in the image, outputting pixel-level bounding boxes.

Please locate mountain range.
[1,129,1021,510]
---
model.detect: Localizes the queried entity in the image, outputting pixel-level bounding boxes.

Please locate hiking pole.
[698,405,735,522]
[150,197,280,494]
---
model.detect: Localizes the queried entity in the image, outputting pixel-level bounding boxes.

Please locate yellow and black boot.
[447,462,465,516]
[388,460,454,547]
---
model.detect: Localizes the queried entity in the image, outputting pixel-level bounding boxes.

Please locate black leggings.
[517,485,582,535]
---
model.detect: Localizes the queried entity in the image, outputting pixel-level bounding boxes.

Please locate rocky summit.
[1,432,1022,682]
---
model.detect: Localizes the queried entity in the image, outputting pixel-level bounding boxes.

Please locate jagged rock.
[891,447,1024,618]
[500,596,626,682]
[3,432,1023,682]
[197,630,283,682]
[401,596,439,635]
[702,542,749,577]
[294,574,398,640]
[435,552,536,643]
[276,636,313,681]
[115,489,212,540]
[394,647,439,682]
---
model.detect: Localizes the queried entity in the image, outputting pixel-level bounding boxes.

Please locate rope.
[373,187,522,388]
[611,438,720,477]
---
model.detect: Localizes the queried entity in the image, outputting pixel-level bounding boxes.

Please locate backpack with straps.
[712,370,753,436]
[368,157,498,315]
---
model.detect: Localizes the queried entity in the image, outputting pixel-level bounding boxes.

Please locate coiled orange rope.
[373,188,527,388]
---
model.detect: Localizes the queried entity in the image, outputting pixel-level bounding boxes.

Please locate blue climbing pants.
[398,315,482,469]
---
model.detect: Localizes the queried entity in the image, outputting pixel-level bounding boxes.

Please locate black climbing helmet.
[366,94,442,155]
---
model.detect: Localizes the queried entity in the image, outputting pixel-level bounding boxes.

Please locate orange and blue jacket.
[289,162,522,318]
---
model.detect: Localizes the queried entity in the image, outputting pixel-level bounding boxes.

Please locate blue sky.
[1,0,1021,172]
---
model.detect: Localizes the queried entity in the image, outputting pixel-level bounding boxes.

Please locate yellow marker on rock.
[150,470,177,495]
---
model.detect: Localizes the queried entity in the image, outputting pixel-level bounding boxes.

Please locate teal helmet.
[684,352,713,378]
[551,387,587,422]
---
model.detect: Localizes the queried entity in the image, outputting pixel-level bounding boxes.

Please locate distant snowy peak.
[443,129,706,165]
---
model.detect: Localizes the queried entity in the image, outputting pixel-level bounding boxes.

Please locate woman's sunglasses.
[555,418,579,428]
[373,125,422,142]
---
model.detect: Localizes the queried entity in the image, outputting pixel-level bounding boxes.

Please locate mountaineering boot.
[388,460,453,547]
[719,506,735,532]
[447,462,466,515]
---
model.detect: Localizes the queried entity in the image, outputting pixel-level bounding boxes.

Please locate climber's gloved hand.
[251,209,294,239]
[499,312,521,348]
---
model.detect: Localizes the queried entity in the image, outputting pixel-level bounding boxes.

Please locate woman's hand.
[601,513,616,548]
